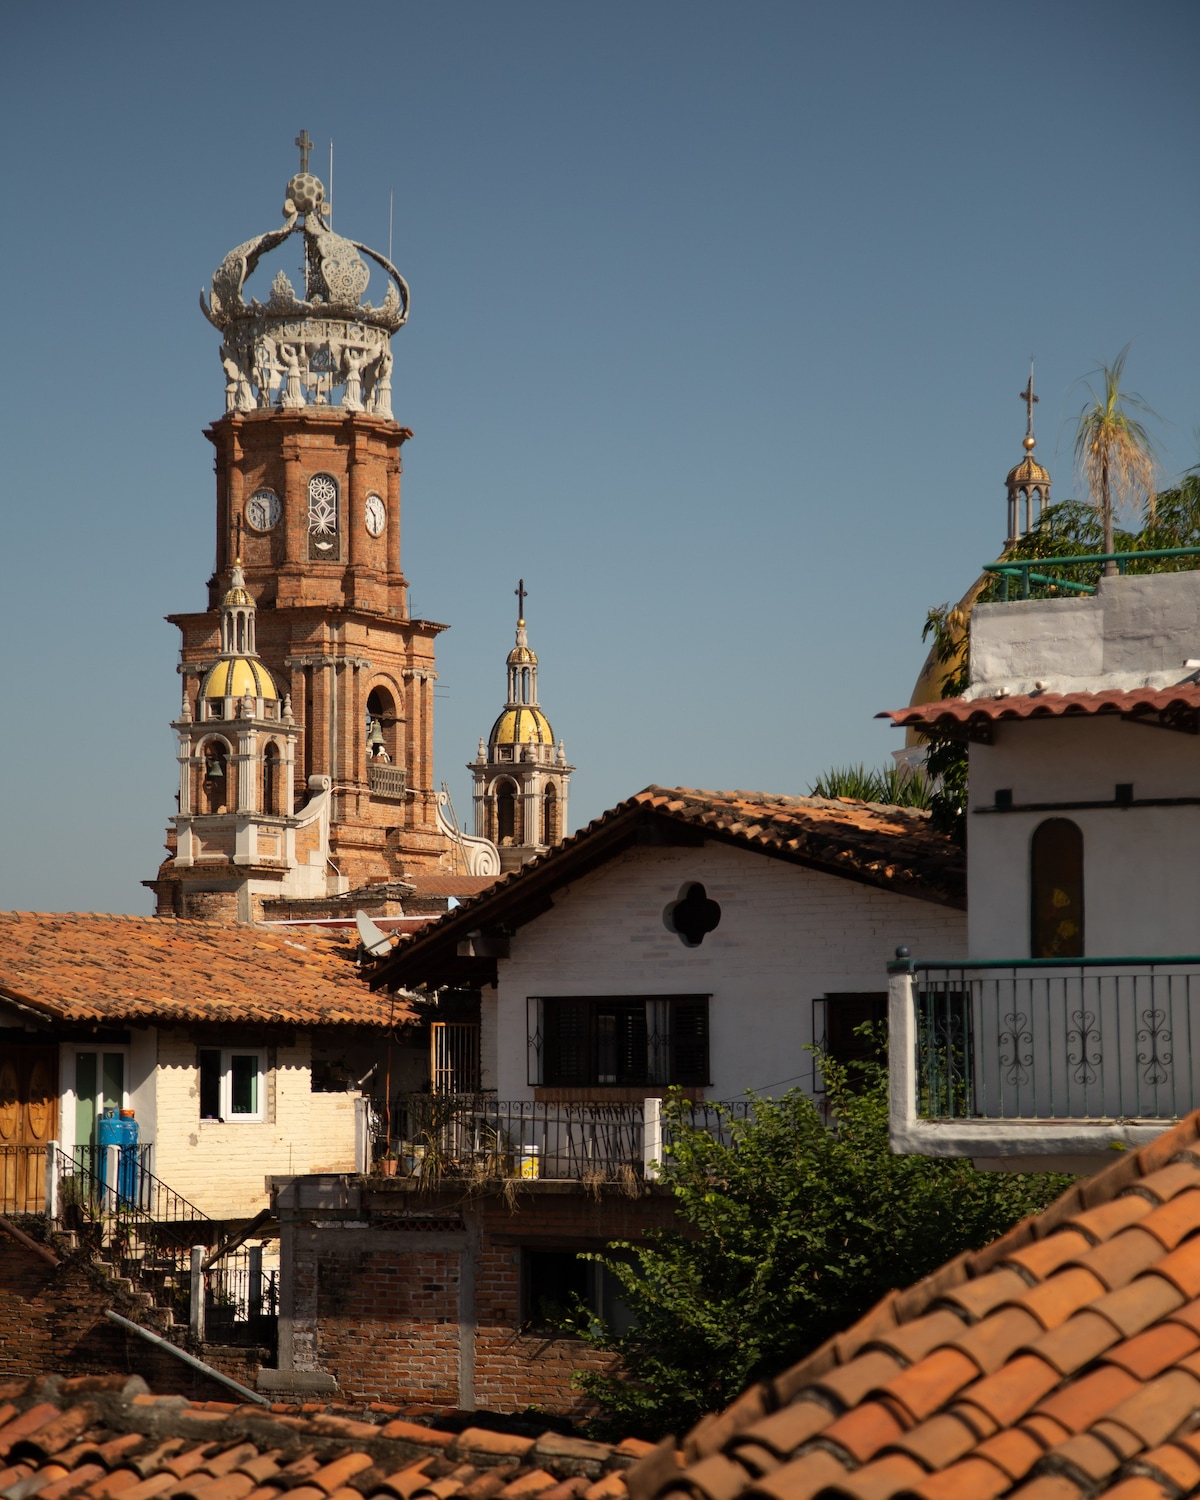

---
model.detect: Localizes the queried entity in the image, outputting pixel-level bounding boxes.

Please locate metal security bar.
[905,959,1200,1122]
[205,1244,278,1351]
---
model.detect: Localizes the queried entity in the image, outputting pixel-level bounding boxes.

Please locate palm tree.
[1074,345,1158,576]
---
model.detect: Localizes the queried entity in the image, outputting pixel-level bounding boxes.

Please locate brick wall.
[0,1228,242,1401]
[279,1180,679,1415]
[152,1030,357,1218]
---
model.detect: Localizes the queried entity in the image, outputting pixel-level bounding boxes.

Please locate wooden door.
[0,1046,58,1213]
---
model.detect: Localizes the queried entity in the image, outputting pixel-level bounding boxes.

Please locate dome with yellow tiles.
[507,641,538,666]
[489,705,554,747]
[201,656,279,701]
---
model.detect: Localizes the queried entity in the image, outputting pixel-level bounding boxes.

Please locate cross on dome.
[295,129,314,173]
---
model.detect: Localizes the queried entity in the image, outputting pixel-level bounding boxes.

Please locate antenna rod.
[328,139,334,226]
[388,186,394,264]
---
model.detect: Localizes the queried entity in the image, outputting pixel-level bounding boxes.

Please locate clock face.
[246,489,281,533]
[365,493,387,537]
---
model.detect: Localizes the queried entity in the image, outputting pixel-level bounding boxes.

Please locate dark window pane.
[544,1000,591,1086]
[822,993,887,1090]
[229,1054,259,1115]
[1031,818,1084,958]
[199,1050,221,1120]
[670,1000,709,1085]
[523,1249,589,1329]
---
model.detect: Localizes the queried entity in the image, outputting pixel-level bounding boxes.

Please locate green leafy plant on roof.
[807,763,932,810]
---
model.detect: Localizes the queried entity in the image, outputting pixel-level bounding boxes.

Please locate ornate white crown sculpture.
[201,154,409,419]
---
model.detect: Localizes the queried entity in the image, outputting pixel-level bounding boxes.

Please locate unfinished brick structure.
[274,1176,680,1415]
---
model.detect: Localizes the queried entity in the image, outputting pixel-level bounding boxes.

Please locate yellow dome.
[201,657,279,701]
[223,584,253,606]
[1006,454,1051,487]
[507,644,538,666]
[490,705,553,746]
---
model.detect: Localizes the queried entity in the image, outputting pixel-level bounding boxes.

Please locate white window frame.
[200,1048,266,1124]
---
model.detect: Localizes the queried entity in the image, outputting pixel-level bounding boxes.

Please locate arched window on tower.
[496,780,520,845]
[201,741,229,816]
[543,783,559,846]
[1031,818,1084,958]
[263,743,282,817]
[366,686,399,766]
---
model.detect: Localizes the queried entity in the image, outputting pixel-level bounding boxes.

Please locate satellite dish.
[355,909,392,958]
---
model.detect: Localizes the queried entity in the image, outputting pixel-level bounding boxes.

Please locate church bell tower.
[148,135,451,920]
[470,583,573,873]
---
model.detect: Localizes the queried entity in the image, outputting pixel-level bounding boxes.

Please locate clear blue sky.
[2,2,1198,912]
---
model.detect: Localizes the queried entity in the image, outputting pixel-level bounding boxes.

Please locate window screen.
[532,996,709,1087]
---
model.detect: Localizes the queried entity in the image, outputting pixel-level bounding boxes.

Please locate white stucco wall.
[969,571,1200,697]
[483,841,966,1100]
[967,717,1200,958]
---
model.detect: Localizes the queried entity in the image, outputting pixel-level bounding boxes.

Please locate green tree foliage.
[574,1065,1071,1439]
[807,763,932,809]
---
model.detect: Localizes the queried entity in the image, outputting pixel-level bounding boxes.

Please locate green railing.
[985,546,1200,601]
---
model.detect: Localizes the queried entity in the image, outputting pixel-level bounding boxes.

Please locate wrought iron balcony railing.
[373,1094,752,1183]
[888,957,1200,1156]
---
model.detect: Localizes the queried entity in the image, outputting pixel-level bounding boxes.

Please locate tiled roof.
[401,877,502,899]
[625,1111,1200,1500]
[372,786,963,990]
[879,684,1200,734]
[0,1375,650,1500]
[0,913,413,1028]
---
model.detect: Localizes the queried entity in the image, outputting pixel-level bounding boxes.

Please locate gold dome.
[507,644,538,666]
[223,584,253,606]
[489,705,553,747]
[201,656,279,701]
[1006,454,1051,487]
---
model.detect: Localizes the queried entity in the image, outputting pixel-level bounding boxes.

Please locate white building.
[373,785,966,1108]
[883,566,1200,1170]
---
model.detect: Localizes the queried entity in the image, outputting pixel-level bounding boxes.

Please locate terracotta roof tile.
[744,1450,849,1500]
[0,913,407,1029]
[1135,1441,1200,1491]
[820,1403,908,1464]
[1064,1200,1153,1246]
[946,1310,1043,1376]
[622,1113,1200,1500]
[880,1351,981,1425]
[877,686,1200,735]
[727,1405,834,1462]
[898,1454,1012,1500]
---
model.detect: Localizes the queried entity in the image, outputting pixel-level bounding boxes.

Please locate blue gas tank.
[97,1108,140,1203]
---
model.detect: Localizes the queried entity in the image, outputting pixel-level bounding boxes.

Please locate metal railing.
[376,1095,756,1181]
[205,1244,278,1351]
[62,1144,207,1225]
[900,957,1200,1122]
[984,546,1200,602]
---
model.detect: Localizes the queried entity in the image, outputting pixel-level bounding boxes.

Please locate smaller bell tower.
[1006,363,1052,546]
[470,583,573,873]
[153,562,335,921]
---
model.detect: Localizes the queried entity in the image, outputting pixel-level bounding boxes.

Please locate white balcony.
[888,956,1200,1165]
